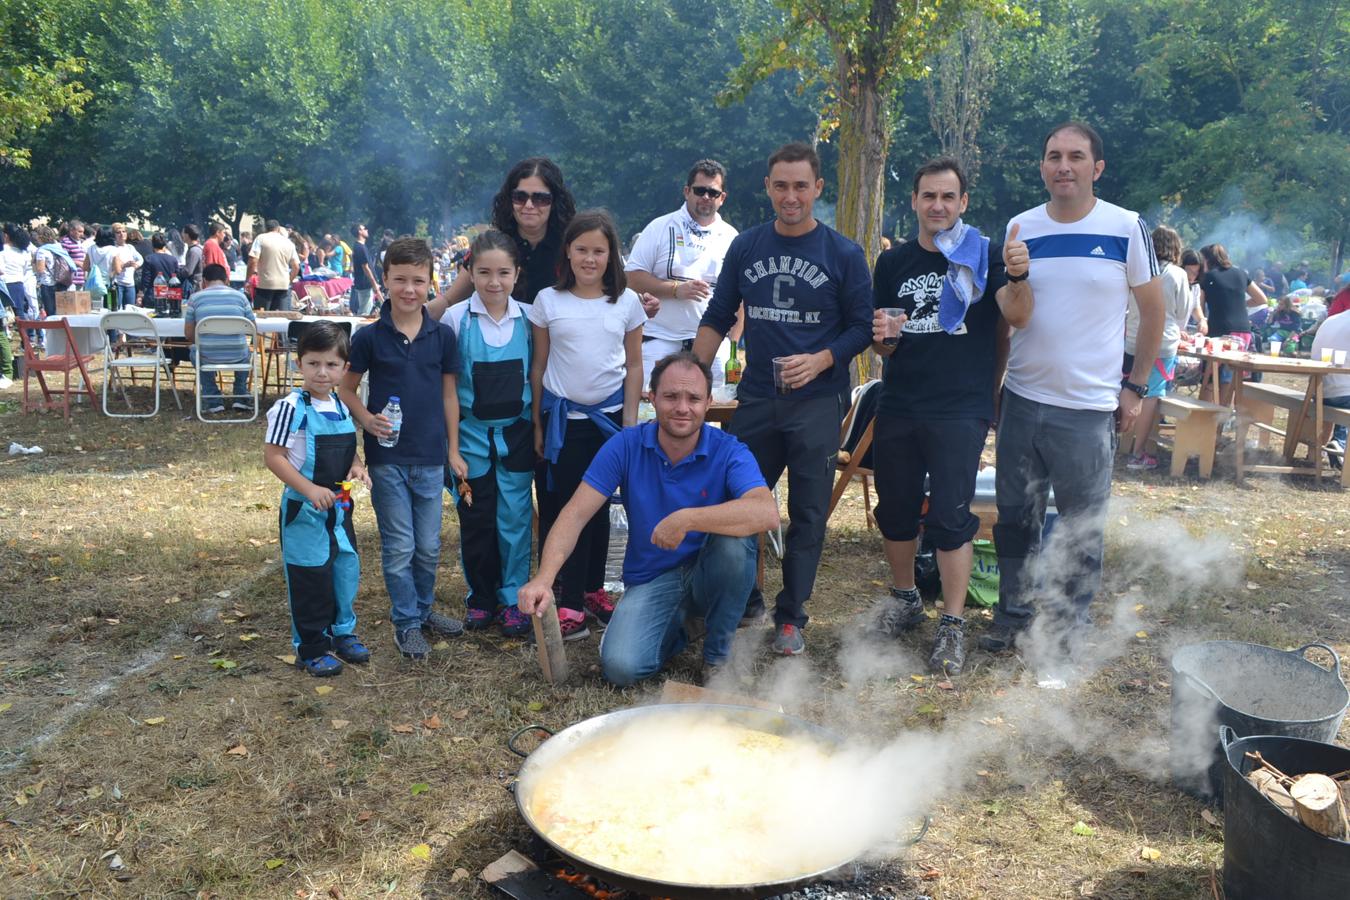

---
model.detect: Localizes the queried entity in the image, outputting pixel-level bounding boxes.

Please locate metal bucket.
[1221,727,1350,899]
[1170,641,1347,803]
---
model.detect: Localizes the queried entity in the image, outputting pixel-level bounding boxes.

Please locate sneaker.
[738,599,767,628]
[1325,440,1345,470]
[557,607,591,642]
[205,404,226,414]
[771,623,805,656]
[394,626,430,660]
[296,653,344,677]
[421,611,464,637]
[498,606,530,637]
[231,401,253,412]
[583,589,616,626]
[929,617,967,676]
[1126,453,1159,471]
[332,634,371,664]
[868,588,926,637]
[463,608,494,631]
[977,623,1019,653]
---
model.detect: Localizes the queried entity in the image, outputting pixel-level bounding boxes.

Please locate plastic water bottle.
[378,396,402,448]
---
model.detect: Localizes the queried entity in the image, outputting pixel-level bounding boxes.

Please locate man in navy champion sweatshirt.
[692,141,874,656]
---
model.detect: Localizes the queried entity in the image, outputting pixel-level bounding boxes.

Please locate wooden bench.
[1157,395,1229,478]
[1237,381,1350,485]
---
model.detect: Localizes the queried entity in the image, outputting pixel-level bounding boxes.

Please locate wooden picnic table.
[1178,345,1350,483]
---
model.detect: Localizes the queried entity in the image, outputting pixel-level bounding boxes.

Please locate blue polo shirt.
[348,303,460,466]
[583,422,767,586]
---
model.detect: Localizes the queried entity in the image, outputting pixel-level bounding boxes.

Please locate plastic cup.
[1336,350,1348,366]
[772,357,792,394]
[879,308,905,346]
[1269,343,1283,358]
[1320,348,1334,362]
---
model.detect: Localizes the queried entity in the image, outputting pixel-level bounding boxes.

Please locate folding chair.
[14,319,100,418]
[827,379,882,528]
[194,315,259,422]
[99,310,181,417]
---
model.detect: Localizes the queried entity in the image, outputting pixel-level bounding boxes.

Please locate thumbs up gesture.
[1003,223,1029,279]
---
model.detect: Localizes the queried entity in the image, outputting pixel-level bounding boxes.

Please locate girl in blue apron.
[445,231,534,637]
[263,322,372,676]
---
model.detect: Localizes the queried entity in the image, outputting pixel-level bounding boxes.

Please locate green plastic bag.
[966,540,999,608]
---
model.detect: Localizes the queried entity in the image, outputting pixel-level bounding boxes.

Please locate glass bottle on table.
[724,341,742,385]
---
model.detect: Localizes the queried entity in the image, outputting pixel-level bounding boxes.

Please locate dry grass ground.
[0,383,1347,899]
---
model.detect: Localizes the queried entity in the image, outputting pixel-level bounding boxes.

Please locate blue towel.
[539,385,624,488]
[933,219,989,334]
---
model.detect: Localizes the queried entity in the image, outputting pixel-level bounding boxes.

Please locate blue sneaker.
[296,653,344,677]
[332,634,370,664]
[464,608,494,631]
[498,605,530,637]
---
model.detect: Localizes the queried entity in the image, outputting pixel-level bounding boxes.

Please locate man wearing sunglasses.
[626,159,740,389]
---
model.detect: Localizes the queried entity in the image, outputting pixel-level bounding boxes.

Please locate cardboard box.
[55,291,92,315]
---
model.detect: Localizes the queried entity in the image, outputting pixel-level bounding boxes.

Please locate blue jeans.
[1326,394,1350,445]
[114,283,136,310]
[190,346,251,406]
[599,534,756,686]
[369,464,446,630]
[993,390,1115,630]
[350,288,373,315]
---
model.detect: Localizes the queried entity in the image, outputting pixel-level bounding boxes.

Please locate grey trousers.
[992,389,1115,630]
[727,392,841,628]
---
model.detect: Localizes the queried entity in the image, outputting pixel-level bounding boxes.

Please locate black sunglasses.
[511,190,553,207]
[688,185,724,199]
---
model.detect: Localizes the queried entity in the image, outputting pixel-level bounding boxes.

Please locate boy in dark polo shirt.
[339,238,464,660]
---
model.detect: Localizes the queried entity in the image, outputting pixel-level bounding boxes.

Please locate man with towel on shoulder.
[866,157,1030,676]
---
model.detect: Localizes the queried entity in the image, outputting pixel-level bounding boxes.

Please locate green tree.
[0,0,92,169]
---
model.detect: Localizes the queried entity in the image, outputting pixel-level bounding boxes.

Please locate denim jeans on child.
[369,464,446,630]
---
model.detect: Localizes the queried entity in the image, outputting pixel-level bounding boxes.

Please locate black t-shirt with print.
[1200,266,1253,336]
[872,239,1005,421]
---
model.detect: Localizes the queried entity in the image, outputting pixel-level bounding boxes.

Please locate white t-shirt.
[624,207,737,341]
[1004,199,1159,410]
[1312,311,1350,398]
[0,245,32,284]
[527,286,645,416]
[112,245,142,286]
[440,293,525,348]
[265,392,344,473]
[1125,261,1191,357]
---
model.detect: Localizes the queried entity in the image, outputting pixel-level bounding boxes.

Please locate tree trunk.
[836,77,888,384]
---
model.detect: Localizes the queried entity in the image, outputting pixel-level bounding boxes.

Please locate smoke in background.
[1151,185,1329,275]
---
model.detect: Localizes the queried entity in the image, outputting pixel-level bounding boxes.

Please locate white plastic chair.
[100,310,182,417]
[194,315,259,423]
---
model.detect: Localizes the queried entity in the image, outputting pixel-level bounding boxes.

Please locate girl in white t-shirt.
[528,210,648,637]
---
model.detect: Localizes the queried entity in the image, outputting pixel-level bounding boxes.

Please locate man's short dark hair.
[686,159,727,187]
[649,351,713,396]
[350,223,365,239]
[382,236,434,278]
[202,263,229,283]
[151,233,167,250]
[208,221,226,238]
[912,157,968,195]
[183,224,199,242]
[265,219,280,232]
[297,320,350,361]
[1042,121,1104,162]
[767,141,821,180]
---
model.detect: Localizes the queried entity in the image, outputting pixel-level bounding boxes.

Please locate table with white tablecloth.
[46,312,371,357]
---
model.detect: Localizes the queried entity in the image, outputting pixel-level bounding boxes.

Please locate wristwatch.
[1122,379,1147,398]
[1007,270,1029,283]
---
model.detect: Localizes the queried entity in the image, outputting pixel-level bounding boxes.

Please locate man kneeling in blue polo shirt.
[518,352,779,685]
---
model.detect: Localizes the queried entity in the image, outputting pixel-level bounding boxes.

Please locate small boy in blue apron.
[263,321,372,676]
[444,231,534,636]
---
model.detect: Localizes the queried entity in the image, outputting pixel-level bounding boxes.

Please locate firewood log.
[1289,773,1349,839]
[1249,769,1297,818]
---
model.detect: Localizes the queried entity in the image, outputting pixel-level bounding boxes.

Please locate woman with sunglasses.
[429,158,577,314]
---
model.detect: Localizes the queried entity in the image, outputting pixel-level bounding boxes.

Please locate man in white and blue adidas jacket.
[981,121,1164,662]
[693,141,873,657]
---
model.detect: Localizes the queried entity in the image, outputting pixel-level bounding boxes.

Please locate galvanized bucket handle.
[507,724,555,758]
[1219,724,1238,752]
[1291,642,1342,679]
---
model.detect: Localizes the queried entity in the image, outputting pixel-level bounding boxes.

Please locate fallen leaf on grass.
[1201,808,1220,826]
[314,685,333,695]
[331,719,350,730]
[451,708,469,720]
[265,858,285,870]
[0,702,11,713]
[410,783,429,796]
[919,865,942,881]
[526,701,545,712]
[215,590,231,599]
[909,674,926,683]
[409,843,431,860]
[916,703,938,715]
[356,810,373,823]
[209,659,238,670]
[432,641,450,651]
[392,723,415,734]
[1135,631,1149,640]
[1140,846,1162,861]
[238,633,260,642]
[450,867,470,883]
[935,680,955,691]
[1071,821,1095,837]
[86,785,104,799]
[171,654,185,660]
[422,714,443,730]
[976,769,992,777]
[276,654,297,666]
[226,744,249,757]
[143,717,166,726]
[248,538,264,546]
